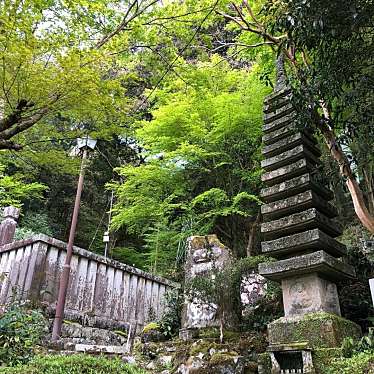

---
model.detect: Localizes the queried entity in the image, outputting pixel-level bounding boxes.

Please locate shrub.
[342,329,374,358]
[0,305,45,366]
[0,354,147,374]
[158,288,182,339]
[326,351,374,374]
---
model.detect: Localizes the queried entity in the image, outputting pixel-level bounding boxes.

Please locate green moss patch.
[269,312,361,349]
[210,351,239,365]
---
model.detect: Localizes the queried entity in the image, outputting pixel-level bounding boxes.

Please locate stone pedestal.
[257,83,360,373]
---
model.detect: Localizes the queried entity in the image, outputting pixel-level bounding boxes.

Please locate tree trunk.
[362,168,374,215]
[246,212,261,257]
[317,121,374,233]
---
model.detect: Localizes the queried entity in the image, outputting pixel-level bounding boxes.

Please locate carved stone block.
[282,273,341,317]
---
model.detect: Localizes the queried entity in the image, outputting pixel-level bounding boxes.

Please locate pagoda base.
[258,313,361,373]
[268,312,361,349]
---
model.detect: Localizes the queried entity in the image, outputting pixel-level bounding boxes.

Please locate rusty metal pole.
[52,148,88,341]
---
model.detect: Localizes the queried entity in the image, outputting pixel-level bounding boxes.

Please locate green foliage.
[0,354,147,374]
[110,247,148,270]
[0,306,45,366]
[324,351,374,374]
[342,329,374,358]
[230,256,280,323]
[338,224,374,330]
[157,289,183,339]
[15,212,54,240]
[112,60,269,275]
[0,164,46,208]
[231,256,282,331]
[264,0,374,222]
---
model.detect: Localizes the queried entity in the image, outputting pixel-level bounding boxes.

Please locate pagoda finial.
[275,52,287,90]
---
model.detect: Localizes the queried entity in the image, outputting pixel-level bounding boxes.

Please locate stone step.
[261,208,342,240]
[262,158,314,186]
[261,228,347,258]
[261,145,321,173]
[258,250,355,281]
[264,86,292,106]
[263,110,297,134]
[262,132,319,159]
[261,173,333,203]
[74,344,129,355]
[261,190,338,220]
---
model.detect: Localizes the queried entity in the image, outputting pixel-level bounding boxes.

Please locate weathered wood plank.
[121,272,130,322]
[112,268,123,321]
[151,282,160,318]
[6,246,24,302]
[0,251,10,305]
[128,274,138,323]
[82,260,97,315]
[77,256,89,312]
[42,246,59,304]
[93,263,107,317]
[135,277,145,325]
[143,279,153,323]
[16,245,32,295]
[66,254,79,311]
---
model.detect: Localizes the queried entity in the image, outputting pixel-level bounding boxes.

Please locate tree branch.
[95,0,159,49]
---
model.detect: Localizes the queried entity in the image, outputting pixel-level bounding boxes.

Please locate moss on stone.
[268,312,361,349]
[189,340,227,356]
[142,322,159,333]
[312,348,344,374]
[197,327,242,341]
[209,351,239,365]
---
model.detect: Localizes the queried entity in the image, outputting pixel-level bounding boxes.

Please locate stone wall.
[0,234,179,329]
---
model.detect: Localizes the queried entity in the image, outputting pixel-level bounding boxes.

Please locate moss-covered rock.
[209,351,239,365]
[268,312,361,349]
[142,322,159,334]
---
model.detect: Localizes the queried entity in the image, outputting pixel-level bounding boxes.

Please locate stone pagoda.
[258,61,361,373]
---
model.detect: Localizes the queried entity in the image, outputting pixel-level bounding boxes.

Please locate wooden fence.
[0,234,179,329]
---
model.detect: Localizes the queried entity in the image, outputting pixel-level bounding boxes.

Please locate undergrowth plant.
[0,305,45,366]
[0,354,147,374]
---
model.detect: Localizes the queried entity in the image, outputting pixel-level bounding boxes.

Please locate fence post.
[0,206,20,246]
